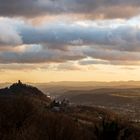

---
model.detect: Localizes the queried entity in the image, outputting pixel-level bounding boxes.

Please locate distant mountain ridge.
[58,88,140,105]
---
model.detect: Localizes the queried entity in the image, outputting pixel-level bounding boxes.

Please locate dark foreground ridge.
[0,80,45,96]
[0,80,51,102]
[0,82,140,140]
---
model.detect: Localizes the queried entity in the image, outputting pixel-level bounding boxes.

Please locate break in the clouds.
[0,18,140,66]
[0,0,140,19]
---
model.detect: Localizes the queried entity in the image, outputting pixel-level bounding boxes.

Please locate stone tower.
[18,80,22,84]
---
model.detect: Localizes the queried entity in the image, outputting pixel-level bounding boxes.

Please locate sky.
[1,0,140,83]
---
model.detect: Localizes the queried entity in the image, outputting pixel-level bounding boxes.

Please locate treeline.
[0,97,139,140]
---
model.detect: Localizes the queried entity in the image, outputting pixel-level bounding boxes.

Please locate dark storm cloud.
[0,0,140,18]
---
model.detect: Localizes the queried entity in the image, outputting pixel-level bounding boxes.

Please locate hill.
[0,82,140,140]
[0,80,51,103]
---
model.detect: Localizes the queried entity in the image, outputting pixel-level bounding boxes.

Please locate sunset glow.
[0,0,140,82]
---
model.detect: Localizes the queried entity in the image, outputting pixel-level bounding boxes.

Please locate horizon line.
[1,80,140,84]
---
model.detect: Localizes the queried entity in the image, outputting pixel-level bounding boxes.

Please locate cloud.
[121,66,137,70]
[18,20,140,53]
[0,18,22,46]
[0,63,39,71]
[0,45,84,64]
[1,18,140,53]
[0,18,140,66]
[84,47,140,61]
[56,62,82,71]
[0,62,82,72]
[79,60,109,65]
[0,0,140,19]
[79,59,140,66]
